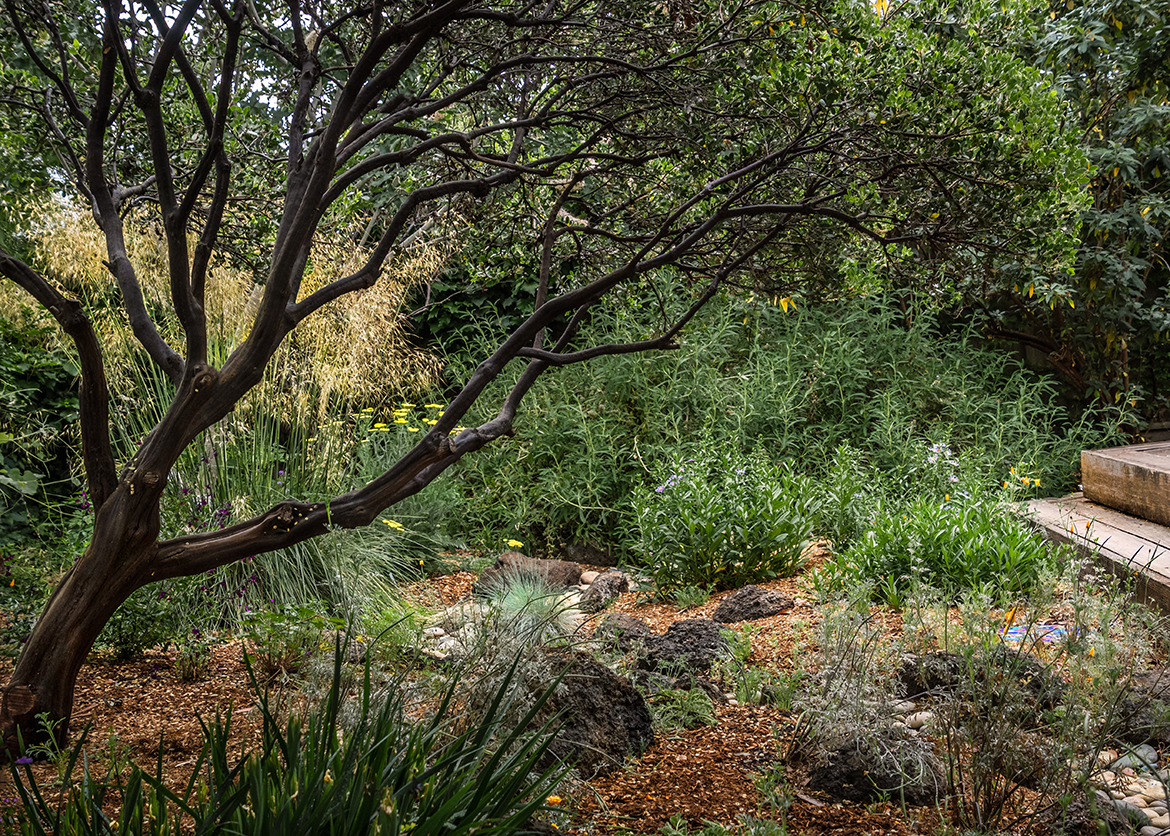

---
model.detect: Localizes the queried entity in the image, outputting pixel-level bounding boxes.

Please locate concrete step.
[1028,493,1170,612]
[1082,442,1170,527]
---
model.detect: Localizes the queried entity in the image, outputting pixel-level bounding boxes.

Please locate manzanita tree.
[0,0,1083,749]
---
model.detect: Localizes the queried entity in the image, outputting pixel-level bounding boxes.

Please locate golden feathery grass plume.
[4,201,445,422]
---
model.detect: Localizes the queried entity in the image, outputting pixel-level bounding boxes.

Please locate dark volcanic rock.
[594,614,654,653]
[805,737,944,807]
[580,571,630,613]
[540,652,654,777]
[712,585,795,623]
[639,619,728,675]
[563,540,618,567]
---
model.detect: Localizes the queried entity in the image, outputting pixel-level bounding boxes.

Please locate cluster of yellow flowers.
[362,402,448,434]
[1003,466,1041,489]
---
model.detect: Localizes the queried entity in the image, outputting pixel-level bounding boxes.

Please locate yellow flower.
[394,418,407,424]
[408,427,419,432]
[324,769,333,784]
[505,539,524,548]
[944,494,949,502]
[400,402,417,408]
[382,519,404,530]
[373,422,387,428]
[546,796,562,805]
[425,403,443,409]
[361,407,374,413]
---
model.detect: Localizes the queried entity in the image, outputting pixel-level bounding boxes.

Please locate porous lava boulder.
[899,648,1065,708]
[712,585,794,623]
[805,736,944,807]
[540,651,653,777]
[898,651,967,698]
[580,571,630,613]
[639,618,728,675]
[476,551,582,595]
[594,614,654,653]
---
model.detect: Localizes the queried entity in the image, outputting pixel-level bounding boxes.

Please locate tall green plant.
[7,642,569,835]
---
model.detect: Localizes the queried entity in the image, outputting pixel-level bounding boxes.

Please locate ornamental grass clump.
[634,445,818,594]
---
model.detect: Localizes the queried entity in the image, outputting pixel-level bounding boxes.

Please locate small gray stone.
[580,571,630,613]
[580,570,601,585]
[1115,798,1155,830]
[906,711,933,730]
[1114,744,1161,773]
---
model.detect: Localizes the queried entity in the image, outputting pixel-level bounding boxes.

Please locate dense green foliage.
[0,319,79,550]
[634,446,818,593]
[987,0,1170,407]
[445,295,1127,555]
[815,497,1056,605]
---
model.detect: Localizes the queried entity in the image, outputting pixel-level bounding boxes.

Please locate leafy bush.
[672,585,711,610]
[0,318,80,552]
[238,603,344,681]
[634,445,818,594]
[817,495,1056,605]
[813,443,885,552]
[97,584,182,660]
[7,643,568,836]
[173,627,215,682]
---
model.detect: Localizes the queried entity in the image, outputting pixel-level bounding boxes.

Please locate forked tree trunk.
[1,488,160,753]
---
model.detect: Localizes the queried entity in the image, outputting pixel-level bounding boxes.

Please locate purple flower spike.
[15,756,33,765]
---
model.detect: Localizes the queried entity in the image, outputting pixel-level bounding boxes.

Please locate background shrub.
[442,294,1128,556]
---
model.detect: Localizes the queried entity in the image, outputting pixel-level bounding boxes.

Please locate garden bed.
[7,546,1164,836]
